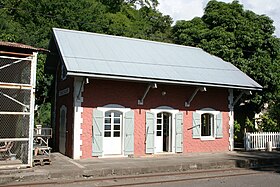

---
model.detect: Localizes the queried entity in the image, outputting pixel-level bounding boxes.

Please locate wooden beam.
[0,112,30,115]
[0,51,32,57]
[0,83,32,90]
[0,138,29,142]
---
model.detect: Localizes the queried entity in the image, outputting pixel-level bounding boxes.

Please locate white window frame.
[104,110,122,138]
[97,105,131,157]
[196,108,220,141]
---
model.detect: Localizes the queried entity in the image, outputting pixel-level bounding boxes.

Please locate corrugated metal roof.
[52,28,262,90]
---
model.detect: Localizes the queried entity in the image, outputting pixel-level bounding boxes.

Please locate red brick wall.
[184,111,229,153]
[55,65,74,157]
[80,106,93,159]
[80,79,229,158]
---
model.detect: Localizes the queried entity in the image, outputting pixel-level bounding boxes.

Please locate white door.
[155,112,172,153]
[103,111,122,155]
[155,113,163,153]
[59,106,66,154]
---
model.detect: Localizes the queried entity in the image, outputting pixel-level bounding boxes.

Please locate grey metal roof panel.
[52,28,262,90]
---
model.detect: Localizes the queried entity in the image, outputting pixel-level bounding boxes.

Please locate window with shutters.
[192,108,223,140]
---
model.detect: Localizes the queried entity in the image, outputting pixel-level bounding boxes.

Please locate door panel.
[59,106,66,154]
[155,112,172,153]
[155,113,163,153]
[175,112,183,153]
[146,112,155,154]
[92,109,104,156]
[103,111,122,155]
[124,111,134,155]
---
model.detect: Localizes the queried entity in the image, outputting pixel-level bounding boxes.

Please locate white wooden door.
[155,113,163,153]
[59,106,66,154]
[103,111,122,155]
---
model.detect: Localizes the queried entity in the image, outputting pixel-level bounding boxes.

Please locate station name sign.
[59,88,70,97]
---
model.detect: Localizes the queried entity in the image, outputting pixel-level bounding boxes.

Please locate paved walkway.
[1,151,280,185]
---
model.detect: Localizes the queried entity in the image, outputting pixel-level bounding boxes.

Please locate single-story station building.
[45,28,262,159]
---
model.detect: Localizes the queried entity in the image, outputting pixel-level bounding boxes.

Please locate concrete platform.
[1,151,280,185]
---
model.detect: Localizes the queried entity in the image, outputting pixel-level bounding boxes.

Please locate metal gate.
[0,53,37,167]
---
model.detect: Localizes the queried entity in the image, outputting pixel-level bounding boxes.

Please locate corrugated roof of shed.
[0,41,47,52]
[51,28,262,90]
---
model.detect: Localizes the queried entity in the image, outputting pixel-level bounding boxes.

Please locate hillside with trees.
[0,0,172,125]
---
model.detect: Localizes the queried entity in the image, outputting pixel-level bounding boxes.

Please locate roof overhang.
[67,71,262,91]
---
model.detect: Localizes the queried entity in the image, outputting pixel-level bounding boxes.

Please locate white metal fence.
[0,54,37,168]
[244,132,280,151]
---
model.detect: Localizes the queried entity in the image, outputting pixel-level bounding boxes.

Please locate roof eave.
[67,71,262,91]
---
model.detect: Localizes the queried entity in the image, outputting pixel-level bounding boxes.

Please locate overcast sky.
[157,0,280,37]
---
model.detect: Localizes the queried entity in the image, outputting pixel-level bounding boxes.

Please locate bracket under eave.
[185,87,207,107]
[138,83,157,105]
[232,90,252,107]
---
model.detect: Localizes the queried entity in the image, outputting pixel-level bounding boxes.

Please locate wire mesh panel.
[0,141,29,163]
[0,88,31,112]
[0,57,31,85]
[0,115,30,138]
[0,54,36,167]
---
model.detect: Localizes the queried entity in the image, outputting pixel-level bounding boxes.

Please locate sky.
[157,0,280,37]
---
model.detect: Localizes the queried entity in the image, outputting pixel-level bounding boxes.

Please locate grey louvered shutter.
[145,112,155,154]
[92,109,103,156]
[192,111,201,138]
[175,112,183,153]
[216,112,223,138]
[124,110,134,155]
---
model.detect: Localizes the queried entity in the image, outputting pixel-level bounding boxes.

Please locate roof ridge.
[53,28,202,51]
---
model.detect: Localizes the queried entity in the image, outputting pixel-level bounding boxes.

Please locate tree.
[172,0,280,112]
[172,0,280,133]
[127,0,159,9]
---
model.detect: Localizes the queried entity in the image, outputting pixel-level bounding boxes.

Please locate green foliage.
[234,120,241,140]
[34,102,51,127]
[127,0,159,9]
[172,0,280,115]
[269,100,280,126]
[258,113,279,132]
[245,117,256,131]
[256,100,280,132]
[0,0,172,124]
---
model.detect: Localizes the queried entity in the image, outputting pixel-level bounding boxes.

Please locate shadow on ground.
[230,150,280,174]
